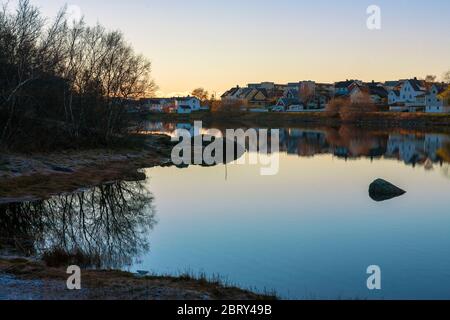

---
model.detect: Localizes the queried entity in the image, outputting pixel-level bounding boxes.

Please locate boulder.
[369,179,406,202]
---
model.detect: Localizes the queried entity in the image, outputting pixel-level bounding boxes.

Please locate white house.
[287,104,305,112]
[140,98,169,113]
[389,78,429,112]
[386,134,424,164]
[174,96,201,114]
[175,97,201,111]
[272,98,304,112]
[424,134,450,160]
[426,84,450,113]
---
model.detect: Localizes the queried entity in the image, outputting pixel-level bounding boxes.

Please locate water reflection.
[0,181,156,269]
[143,121,450,170]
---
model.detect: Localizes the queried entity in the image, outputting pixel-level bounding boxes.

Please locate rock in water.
[369,179,406,202]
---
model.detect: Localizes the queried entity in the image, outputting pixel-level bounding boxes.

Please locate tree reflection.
[0,181,156,269]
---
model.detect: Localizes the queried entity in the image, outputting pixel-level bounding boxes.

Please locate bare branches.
[0,0,156,149]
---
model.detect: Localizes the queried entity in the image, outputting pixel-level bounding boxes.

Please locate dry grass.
[0,258,277,300]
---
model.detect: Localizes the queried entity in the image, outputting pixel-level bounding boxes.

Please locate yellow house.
[247,89,269,107]
[426,84,450,113]
[438,85,450,106]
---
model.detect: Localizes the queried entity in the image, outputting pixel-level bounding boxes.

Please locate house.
[136,96,201,114]
[316,83,334,96]
[168,96,201,114]
[248,82,275,91]
[334,80,362,97]
[221,86,242,101]
[175,96,201,111]
[140,98,170,113]
[287,104,305,112]
[246,89,269,108]
[276,98,300,109]
[384,80,401,90]
[284,88,299,99]
[287,82,301,90]
[177,105,192,114]
[367,83,388,105]
[426,84,450,113]
[388,78,428,112]
[349,84,370,104]
[303,95,329,110]
[272,97,304,112]
[295,81,331,110]
[116,98,141,113]
[221,86,270,108]
[248,82,285,103]
[299,81,316,95]
[346,81,388,108]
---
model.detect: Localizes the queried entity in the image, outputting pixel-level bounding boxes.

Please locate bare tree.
[191,87,209,101]
[0,0,156,149]
[299,84,314,105]
[425,75,437,83]
[443,70,450,84]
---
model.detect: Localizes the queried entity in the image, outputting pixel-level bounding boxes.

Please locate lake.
[2,122,450,299]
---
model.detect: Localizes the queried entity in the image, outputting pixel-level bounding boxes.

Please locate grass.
[42,248,102,268]
[0,257,277,300]
[138,269,279,300]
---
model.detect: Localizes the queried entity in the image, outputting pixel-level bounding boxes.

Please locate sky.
[9,0,450,97]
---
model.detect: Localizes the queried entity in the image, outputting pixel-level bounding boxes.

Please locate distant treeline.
[0,0,155,151]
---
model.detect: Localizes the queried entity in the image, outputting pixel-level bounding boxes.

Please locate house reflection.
[141,121,450,169]
[0,181,156,269]
[387,134,449,167]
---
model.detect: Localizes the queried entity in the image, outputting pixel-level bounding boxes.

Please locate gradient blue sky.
[12,0,450,96]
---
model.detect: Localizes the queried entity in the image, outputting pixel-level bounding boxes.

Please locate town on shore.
[127,78,450,115]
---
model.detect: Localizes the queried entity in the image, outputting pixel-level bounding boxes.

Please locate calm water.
[2,122,450,299]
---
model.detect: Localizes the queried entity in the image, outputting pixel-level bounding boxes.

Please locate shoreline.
[0,257,275,300]
[0,134,175,204]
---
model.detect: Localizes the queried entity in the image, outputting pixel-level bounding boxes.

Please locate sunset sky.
[12,0,450,97]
